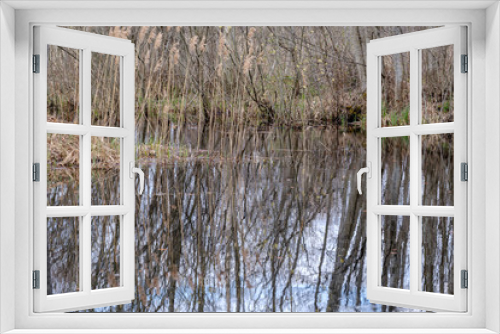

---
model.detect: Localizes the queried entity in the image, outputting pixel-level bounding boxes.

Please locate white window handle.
[129,162,145,195]
[357,162,372,195]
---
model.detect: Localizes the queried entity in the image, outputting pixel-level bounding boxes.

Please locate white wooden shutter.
[364,26,467,312]
[33,26,137,312]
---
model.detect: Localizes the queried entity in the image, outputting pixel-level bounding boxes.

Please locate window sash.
[33,25,136,313]
[366,26,468,312]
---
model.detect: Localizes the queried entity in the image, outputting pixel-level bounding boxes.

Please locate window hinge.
[461,54,468,73]
[33,270,40,289]
[461,270,468,289]
[461,162,468,181]
[33,163,40,182]
[33,54,40,73]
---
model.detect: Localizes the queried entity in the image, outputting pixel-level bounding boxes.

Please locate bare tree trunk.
[348,27,367,92]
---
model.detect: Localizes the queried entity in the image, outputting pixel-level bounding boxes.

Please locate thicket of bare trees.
[46,26,452,135]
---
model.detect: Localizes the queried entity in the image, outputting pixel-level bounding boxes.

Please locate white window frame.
[365,26,467,312]
[33,26,136,313]
[1,2,498,333]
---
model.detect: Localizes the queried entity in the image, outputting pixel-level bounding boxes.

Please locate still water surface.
[46,126,454,312]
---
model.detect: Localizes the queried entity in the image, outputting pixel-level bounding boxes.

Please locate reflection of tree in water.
[47,217,79,295]
[47,125,454,312]
[44,25,456,313]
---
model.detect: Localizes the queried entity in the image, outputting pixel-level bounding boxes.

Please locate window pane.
[47,45,80,124]
[421,45,454,124]
[47,217,80,295]
[381,136,410,205]
[421,134,454,206]
[91,215,121,290]
[380,215,410,290]
[421,217,454,295]
[91,137,120,205]
[91,52,121,127]
[381,52,410,127]
[47,133,80,206]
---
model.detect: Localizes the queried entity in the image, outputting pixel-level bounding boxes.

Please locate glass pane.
[421,45,454,124]
[421,217,454,294]
[381,136,410,205]
[91,52,121,127]
[91,137,120,205]
[381,52,410,127]
[47,217,80,295]
[47,45,80,124]
[47,133,80,206]
[380,215,410,290]
[421,134,454,206]
[91,215,121,290]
